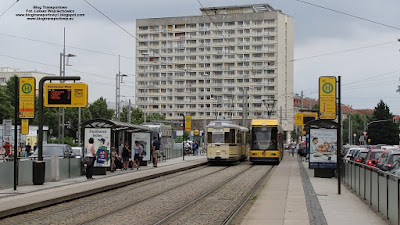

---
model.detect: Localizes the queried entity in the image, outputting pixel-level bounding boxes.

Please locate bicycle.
[200,148,206,156]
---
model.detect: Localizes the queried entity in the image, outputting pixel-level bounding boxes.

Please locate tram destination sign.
[44,83,88,107]
[319,76,336,120]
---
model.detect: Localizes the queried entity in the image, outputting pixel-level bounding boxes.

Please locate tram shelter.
[81,119,154,174]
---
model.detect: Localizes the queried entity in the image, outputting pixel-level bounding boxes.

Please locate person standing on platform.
[121,141,131,170]
[85,138,96,180]
[290,140,296,157]
[25,143,32,156]
[2,142,12,159]
[133,141,143,170]
[152,137,161,167]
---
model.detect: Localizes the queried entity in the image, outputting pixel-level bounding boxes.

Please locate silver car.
[29,144,76,159]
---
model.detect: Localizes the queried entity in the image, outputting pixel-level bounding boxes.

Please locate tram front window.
[252,127,277,150]
[212,133,224,143]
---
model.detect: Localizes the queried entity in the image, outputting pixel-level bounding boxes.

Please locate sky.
[0,0,400,114]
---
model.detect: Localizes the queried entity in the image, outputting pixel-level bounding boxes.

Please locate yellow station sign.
[21,119,29,135]
[295,113,303,126]
[44,83,88,107]
[185,115,192,132]
[19,77,36,118]
[319,76,336,120]
[295,112,318,126]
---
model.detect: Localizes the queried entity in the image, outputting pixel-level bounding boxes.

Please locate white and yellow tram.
[206,121,248,164]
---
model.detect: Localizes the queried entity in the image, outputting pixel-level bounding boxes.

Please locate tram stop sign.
[19,77,36,118]
[319,76,336,120]
[44,83,88,107]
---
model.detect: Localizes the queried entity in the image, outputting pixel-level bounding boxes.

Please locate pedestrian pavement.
[0,154,206,218]
[242,152,389,225]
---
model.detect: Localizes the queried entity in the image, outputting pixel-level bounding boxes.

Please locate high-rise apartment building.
[136,4,294,132]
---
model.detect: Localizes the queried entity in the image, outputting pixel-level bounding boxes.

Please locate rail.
[341,159,399,225]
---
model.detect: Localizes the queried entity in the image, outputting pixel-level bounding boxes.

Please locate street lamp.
[116,73,128,121]
[59,52,76,144]
[200,73,211,150]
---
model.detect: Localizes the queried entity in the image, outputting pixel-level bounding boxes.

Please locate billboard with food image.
[309,128,337,169]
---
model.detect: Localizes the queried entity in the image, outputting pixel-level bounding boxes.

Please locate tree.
[368,100,399,145]
[5,75,17,107]
[64,107,92,138]
[88,97,114,120]
[0,86,13,121]
[146,113,166,123]
[342,113,371,144]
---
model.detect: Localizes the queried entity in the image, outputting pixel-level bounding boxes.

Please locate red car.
[364,149,384,167]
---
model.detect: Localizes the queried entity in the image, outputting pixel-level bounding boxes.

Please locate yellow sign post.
[44,83,88,107]
[21,119,29,135]
[319,76,336,120]
[19,77,36,118]
[185,115,192,132]
[295,113,303,126]
[295,112,318,126]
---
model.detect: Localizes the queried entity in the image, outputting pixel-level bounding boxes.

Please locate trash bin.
[33,161,45,185]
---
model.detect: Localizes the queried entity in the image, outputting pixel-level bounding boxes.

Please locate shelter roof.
[81,118,153,132]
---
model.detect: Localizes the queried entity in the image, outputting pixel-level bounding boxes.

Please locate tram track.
[157,164,274,225]
[2,163,275,225]
[2,166,223,225]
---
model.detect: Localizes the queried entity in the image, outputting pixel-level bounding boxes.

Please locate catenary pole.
[337,76,342,195]
[13,77,19,190]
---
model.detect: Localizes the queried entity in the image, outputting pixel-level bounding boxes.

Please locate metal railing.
[342,159,399,225]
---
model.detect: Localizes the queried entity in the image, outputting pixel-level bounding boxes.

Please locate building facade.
[136,4,294,131]
[0,67,55,96]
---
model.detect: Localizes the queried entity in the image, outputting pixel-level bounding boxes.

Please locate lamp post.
[115,73,128,121]
[58,50,76,144]
[201,73,210,150]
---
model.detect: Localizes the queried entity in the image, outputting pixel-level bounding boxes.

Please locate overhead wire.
[0,53,135,84]
[295,0,400,31]
[0,0,18,18]
[0,32,135,60]
[82,0,184,73]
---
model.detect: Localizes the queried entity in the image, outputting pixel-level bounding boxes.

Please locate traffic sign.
[44,83,88,107]
[319,76,336,119]
[194,129,199,136]
[19,77,35,118]
[185,115,191,132]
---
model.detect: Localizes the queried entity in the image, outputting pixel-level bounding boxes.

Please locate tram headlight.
[216,150,221,155]
[271,153,276,156]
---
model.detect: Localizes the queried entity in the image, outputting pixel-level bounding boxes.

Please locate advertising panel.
[84,128,111,167]
[309,128,337,169]
[131,133,151,161]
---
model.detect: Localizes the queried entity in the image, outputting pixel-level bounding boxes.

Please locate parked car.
[353,149,369,163]
[344,147,366,160]
[389,159,400,176]
[364,149,384,167]
[342,145,359,157]
[71,147,83,159]
[29,144,76,159]
[376,148,400,171]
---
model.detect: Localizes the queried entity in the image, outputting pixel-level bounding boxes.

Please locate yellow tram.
[206,121,248,164]
[249,119,284,164]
